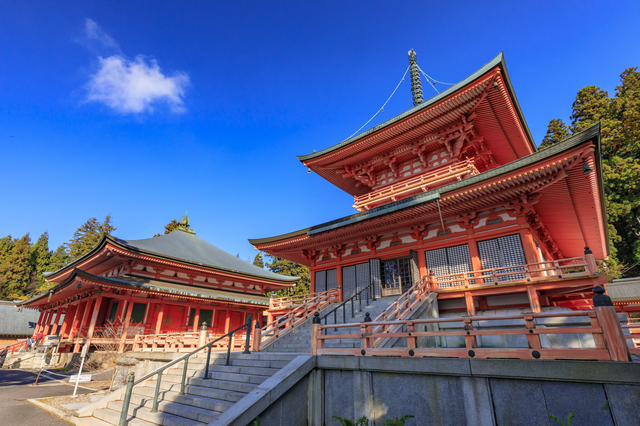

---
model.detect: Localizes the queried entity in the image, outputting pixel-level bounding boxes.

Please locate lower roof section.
[19,269,269,309]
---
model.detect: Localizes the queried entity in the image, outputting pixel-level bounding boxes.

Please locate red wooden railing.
[622,320,640,356]
[428,255,598,290]
[311,307,632,362]
[257,288,339,350]
[353,160,478,211]
[132,330,248,353]
[2,334,43,354]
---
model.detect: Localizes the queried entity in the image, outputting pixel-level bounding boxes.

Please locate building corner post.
[593,286,630,361]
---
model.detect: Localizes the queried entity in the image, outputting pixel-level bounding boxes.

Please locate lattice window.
[315,270,327,293]
[326,269,337,291]
[381,257,412,291]
[477,233,527,282]
[369,259,382,298]
[342,265,357,300]
[424,244,473,288]
[356,262,371,298]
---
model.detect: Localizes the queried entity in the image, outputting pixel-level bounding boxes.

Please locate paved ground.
[0,369,94,425]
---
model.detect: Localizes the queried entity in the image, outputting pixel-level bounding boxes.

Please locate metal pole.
[351,298,354,318]
[204,345,211,380]
[73,347,87,396]
[225,334,233,366]
[150,370,162,412]
[242,315,252,355]
[179,356,189,395]
[118,372,135,426]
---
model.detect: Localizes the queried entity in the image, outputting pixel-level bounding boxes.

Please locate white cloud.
[84,18,120,51]
[86,55,190,114]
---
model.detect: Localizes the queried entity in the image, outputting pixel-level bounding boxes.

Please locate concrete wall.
[252,356,640,426]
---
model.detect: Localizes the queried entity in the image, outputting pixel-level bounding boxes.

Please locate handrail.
[319,279,377,333]
[258,288,338,349]
[1,334,43,354]
[118,315,253,426]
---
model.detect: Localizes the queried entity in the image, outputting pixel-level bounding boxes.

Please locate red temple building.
[250,52,611,317]
[17,217,298,353]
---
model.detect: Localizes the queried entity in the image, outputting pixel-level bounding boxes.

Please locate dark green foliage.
[0,234,32,300]
[542,67,640,275]
[30,232,51,292]
[549,412,575,426]
[65,215,116,261]
[253,252,264,268]
[539,118,570,149]
[332,415,370,426]
[383,415,414,426]
[264,254,310,297]
[154,219,180,237]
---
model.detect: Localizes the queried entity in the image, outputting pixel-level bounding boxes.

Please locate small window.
[351,249,361,255]
[390,240,402,247]
[108,302,119,322]
[322,255,331,261]
[487,218,503,226]
[130,303,147,323]
[437,229,451,237]
[189,309,213,327]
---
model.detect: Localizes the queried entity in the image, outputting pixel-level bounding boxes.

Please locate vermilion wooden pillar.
[465,292,476,316]
[336,263,343,302]
[155,303,166,334]
[59,304,76,338]
[310,267,315,293]
[527,285,542,313]
[84,295,104,349]
[519,229,541,265]
[45,309,59,335]
[33,311,44,336]
[74,298,94,352]
[224,310,231,334]
[118,298,135,352]
[192,307,201,332]
[67,302,83,341]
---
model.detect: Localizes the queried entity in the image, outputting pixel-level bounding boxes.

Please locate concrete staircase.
[263,296,398,354]
[83,352,298,426]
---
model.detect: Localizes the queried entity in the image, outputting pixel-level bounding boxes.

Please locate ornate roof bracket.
[383,154,399,177]
[302,249,320,263]
[364,235,382,251]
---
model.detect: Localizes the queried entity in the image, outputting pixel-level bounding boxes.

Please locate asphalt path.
[0,369,94,425]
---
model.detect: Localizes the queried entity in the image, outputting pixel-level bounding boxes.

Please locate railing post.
[243,314,252,355]
[198,322,208,347]
[311,313,321,356]
[150,370,162,412]
[252,320,261,352]
[407,322,416,350]
[463,318,477,350]
[585,247,599,275]
[179,355,189,395]
[204,344,212,380]
[362,312,372,350]
[524,314,541,349]
[593,286,630,361]
[118,372,135,426]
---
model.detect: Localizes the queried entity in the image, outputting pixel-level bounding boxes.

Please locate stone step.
[186,376,257,394]
[133,386,234,414]
[93,408,156,426]
[106,400,206,426]
[148,381,247,403]
[76,416,114,426]
[204,364,279,377]
[210,358,291,368]
[207,370,269,385]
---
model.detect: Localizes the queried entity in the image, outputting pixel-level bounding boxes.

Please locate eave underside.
[255,137,606,266]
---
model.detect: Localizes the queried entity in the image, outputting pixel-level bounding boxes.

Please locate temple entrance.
[314,269,337,293]
[380,256,413,297]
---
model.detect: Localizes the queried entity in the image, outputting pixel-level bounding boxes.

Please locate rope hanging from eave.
[347,65,411,139]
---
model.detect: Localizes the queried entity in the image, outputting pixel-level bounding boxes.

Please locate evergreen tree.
[542,68,640,274]
[264,255,310,297]
[66,215,116,261]
[539,118,570,149]
[253,252,264,268]
[154,219,180,237]
[0,234,33,300]
[49,245,69,273]
[30,232,51,293]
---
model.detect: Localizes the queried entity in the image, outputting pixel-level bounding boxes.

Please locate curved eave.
[297,52,536,163]
[255,124,605,257]
[107,237,300,284]
[44,235,299,285]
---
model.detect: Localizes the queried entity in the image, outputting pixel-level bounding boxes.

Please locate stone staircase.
[263,296,398,354]
[82,352,298,426]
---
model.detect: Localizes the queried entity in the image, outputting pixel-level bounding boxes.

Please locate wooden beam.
[118,298,135,352]
[527,285,541,313]
[155,302,166,334]
[74,299,93,352]
[465,292,476,316]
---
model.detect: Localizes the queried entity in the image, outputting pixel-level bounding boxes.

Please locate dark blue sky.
[1,1,639,262]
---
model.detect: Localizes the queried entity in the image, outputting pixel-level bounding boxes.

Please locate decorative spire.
[177,214,195,234]
[408,49,424,106]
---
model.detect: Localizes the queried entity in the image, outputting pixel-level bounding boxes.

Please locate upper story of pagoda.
[298,52,537,211]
